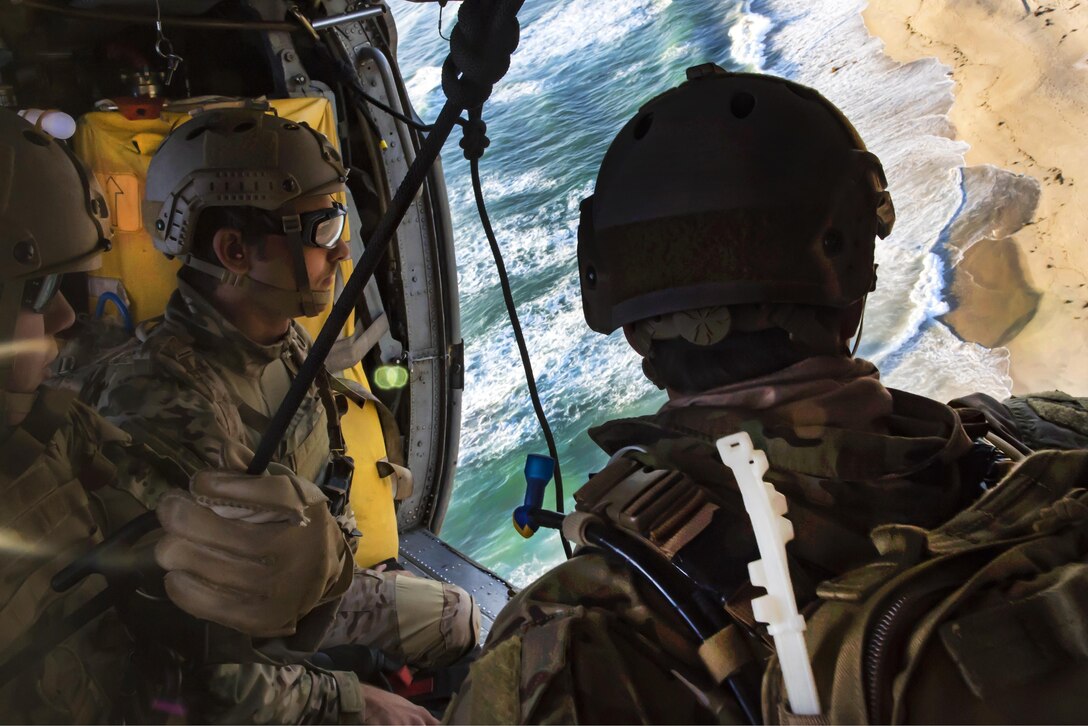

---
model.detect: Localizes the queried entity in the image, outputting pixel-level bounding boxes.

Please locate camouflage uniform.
[445,357,992,724]
[0,379,359,724]
[82,277,476,721]
[0,388,133,723]
[951,390,1088,453]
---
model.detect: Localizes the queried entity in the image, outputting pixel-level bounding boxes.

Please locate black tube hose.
[526,508,762,724]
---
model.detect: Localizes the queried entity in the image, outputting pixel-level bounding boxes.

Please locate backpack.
[763,448,1088,724]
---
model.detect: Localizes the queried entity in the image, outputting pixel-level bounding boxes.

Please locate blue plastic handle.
[513,454,555,538]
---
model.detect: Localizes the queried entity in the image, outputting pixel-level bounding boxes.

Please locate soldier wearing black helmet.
[0,109,361,722]
[443,66,1088,724]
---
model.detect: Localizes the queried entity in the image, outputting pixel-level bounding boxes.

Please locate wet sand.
[863,0,1088,394]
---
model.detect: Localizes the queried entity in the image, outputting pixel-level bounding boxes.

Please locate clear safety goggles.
[21,274,63,314]
[283,201,347,249]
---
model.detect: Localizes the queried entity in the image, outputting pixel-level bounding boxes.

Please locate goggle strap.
[0,283,23,387]
[281,214,303,235]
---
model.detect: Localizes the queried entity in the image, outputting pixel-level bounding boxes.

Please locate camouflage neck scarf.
[662,355,890,433]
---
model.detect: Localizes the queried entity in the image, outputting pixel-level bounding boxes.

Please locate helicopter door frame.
[251,0,464,535]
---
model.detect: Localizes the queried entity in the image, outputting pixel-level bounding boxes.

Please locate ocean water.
[388,0,1023,585]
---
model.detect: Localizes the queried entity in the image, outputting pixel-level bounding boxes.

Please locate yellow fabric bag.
[74,97,399,566]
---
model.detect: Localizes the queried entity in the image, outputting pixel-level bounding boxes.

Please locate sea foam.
[759,0,1013,400]
[388,0,1027,579]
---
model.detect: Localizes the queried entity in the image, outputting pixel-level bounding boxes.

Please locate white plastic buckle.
[717,431,821,716]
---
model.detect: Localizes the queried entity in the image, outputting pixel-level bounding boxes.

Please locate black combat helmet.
[578,64,896,335]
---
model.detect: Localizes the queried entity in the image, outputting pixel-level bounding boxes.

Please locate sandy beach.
[863,0,1088,395]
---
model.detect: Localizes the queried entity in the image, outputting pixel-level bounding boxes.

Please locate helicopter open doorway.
[0,0,518,634]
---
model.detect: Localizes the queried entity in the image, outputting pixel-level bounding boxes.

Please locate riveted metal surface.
[399,528,517,640]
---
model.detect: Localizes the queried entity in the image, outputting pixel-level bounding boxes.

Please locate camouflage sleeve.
[81,364,237,506]
[0,393,132,723]
[949,390,1088,453]
[81,355,360,538]
[443,553,739,725]
[1002,391,1088,451]
[195,662,363,724]
[78,372,365,725]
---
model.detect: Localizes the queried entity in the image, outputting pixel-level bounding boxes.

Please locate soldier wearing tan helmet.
[81,108,475,724]
[441,66,1088,724]
[0,110,358,722]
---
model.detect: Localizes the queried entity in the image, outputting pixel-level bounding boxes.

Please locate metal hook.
[153,0,183,85]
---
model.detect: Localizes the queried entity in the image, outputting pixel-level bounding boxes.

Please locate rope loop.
[441,0,521,110]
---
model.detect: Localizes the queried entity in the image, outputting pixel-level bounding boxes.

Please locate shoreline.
[862,0,1088,395]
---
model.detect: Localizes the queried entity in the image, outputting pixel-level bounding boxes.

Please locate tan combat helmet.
[0,109,112,386]
[144,108,348,317]
[578,64,896,343]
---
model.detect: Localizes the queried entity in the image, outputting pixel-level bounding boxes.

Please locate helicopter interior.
[0,0,518,638]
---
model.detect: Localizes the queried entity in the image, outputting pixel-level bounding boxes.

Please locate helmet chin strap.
[180,254,331,320]
[0,281,25,395]
[281,215,324,318]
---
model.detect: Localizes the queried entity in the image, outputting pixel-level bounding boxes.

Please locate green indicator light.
[374,364,409,390]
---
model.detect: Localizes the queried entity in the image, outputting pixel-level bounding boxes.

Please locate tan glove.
[155,442,353,637]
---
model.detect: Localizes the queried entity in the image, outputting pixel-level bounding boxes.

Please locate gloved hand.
[155,441,354,637]
[358,683,438,725]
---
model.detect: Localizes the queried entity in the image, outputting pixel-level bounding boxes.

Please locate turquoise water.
[388,0,1018,585]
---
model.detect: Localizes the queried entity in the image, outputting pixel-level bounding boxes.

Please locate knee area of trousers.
[443,584,481,656]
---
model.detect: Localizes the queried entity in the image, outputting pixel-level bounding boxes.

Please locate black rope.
[249,100,463,473]
[348,80,437,133]
[251,0,525,474]
[441,0,520,110]
[465,108,573,559]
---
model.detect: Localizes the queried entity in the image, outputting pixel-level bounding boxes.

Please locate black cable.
[527,509,761,725]
[582,520,722,638]
[438,2,452,41]
[470,150,573,560]
[316,41,438,133]
[51,511,160,592]
[347,80,437,133]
